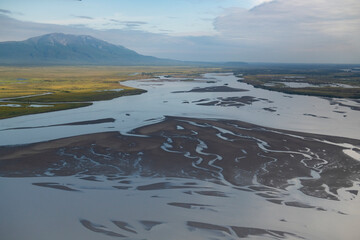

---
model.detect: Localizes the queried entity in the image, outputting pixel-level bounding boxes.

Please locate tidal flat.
[0,71,360,240]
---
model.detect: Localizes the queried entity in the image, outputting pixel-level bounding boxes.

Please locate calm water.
[1,175,359,240]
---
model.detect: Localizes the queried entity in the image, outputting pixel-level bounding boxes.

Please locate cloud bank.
[0,0,359,63]
[214,0,360,63]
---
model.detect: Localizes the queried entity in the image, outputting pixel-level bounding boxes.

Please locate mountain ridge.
[0,33,182,66]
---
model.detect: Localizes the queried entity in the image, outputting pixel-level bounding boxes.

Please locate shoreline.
[0,66,220,119]
[0,88,147,119]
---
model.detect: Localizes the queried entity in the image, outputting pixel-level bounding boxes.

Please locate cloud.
[214,0,360,63]
[0,0,359,64]
[109,19,147,28]
[0,9,12,14]
[72,15,94,20]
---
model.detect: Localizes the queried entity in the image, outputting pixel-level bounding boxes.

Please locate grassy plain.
[0,102,92,119]
[1,65,359,119]
[0,66,221,119]
[235,66,360,98]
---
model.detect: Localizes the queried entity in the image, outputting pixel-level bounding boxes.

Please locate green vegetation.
[234,66,360,98]
[13,89,147,103]
[264,86,360,99]
[2,64,357,119]
[0,102,92,120]
[0,66,221,119]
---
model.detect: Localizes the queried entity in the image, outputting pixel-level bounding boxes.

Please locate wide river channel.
[0,73,359,240]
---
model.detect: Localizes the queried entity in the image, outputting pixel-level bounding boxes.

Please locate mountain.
[0,33,181,66]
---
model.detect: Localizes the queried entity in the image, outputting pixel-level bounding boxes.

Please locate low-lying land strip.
[0,66,221,119]
[235,66,360,98]
[1,65,359,119]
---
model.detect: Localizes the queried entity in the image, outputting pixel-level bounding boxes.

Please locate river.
[0,73,359,240]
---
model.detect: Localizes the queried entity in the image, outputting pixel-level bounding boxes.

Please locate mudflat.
[1,116,359,201]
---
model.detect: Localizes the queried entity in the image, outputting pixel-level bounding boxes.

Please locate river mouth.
[1,73,360,239]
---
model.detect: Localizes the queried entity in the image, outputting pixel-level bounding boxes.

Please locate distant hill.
[0,33,182,66]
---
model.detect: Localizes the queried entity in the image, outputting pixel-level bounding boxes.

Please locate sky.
[0,0,359,64]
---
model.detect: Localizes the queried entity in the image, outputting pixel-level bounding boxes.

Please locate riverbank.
[0,66,220,119]
[236,66,360,99]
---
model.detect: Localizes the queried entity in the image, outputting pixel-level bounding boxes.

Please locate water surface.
[1,73,359,240]
[0,73,359,145]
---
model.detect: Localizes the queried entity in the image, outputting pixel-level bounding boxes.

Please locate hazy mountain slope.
[0,33,180,65]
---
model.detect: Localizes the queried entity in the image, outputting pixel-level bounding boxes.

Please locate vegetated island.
[0,66,222,119]
[233,64,360,99]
